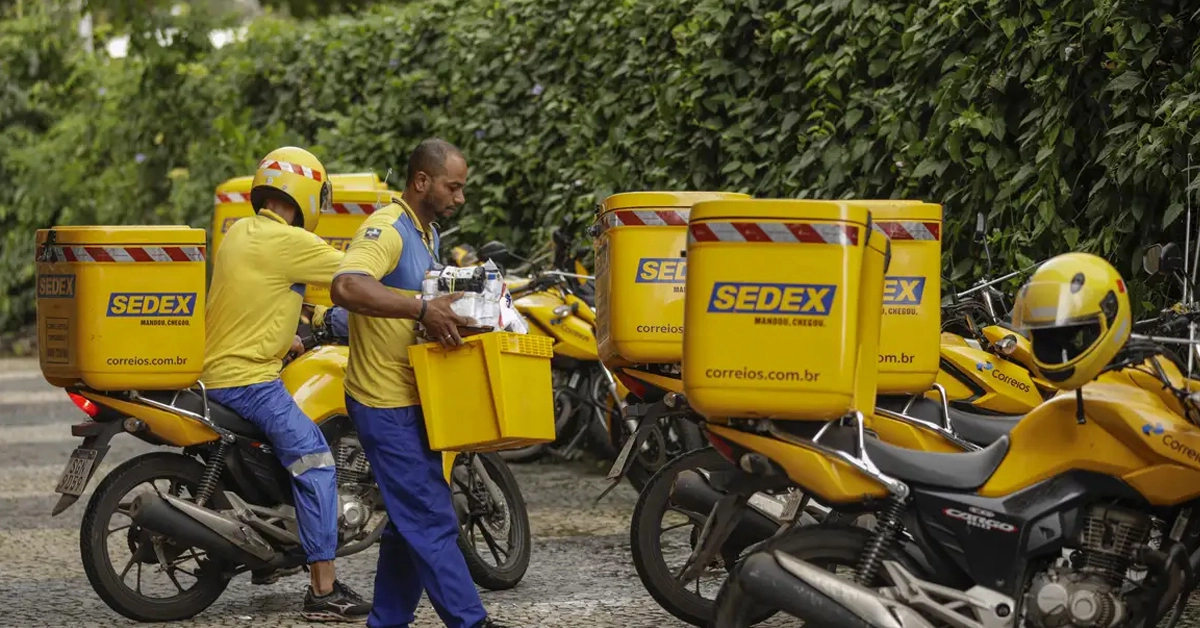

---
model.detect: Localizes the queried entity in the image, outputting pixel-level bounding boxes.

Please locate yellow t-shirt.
[337,200,438,408]
[202,210,345,389]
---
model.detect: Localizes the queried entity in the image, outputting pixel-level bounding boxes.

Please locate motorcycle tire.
[630,447,777,627]
[80,452,232,622]
[711,525,926,627]
[456,453,532,591]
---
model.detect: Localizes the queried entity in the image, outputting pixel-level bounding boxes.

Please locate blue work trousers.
[346,394,487,628]
[210,379,339,563]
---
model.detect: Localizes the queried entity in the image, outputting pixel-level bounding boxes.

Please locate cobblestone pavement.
[0,359,697,628]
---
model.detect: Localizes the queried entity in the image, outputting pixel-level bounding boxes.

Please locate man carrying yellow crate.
[202,146,372,622]
[331,138,509,628]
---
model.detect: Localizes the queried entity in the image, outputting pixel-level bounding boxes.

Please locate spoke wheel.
[80,452,232,622]
[452,453,531,591]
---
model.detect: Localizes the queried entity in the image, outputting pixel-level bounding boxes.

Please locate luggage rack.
[125,382,238,442]
[873,383,982,452]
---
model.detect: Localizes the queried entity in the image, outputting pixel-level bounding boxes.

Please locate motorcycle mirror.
[1161,242,1184,273]
[1143,244,1163,275]
[552,227,572,248]
[975,212,986,235]
[478,240,511,262]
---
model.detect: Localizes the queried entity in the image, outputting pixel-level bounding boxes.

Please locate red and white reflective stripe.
[258,159,324,182]
[328,203,383,215]
[213,192,248,204]
[41,246,206,263]
[688,222,859,245]
[872,221,940,241]
[602,210,689,229]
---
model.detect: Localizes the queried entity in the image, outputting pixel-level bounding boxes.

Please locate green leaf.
[999,18,1019,39]
[782,111,801,132]
[1105,72,1143,93]
[1163,202,1185,230]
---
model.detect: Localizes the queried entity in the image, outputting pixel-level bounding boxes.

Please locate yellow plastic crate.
[409,332,557,452]
[593,191,750,369]
[211,173,394,306]
[35,226,207,391]
[859,201,943,395]
[681,199,889,421]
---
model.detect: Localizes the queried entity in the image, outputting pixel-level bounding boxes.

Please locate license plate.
[54,447,98,497]
[607,434,638,480]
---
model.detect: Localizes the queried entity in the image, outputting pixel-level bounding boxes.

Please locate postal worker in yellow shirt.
[202,147,371,622]
[331,138,508,628]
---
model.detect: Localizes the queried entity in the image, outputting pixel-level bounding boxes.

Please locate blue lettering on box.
[37,274,76,299]
[883,276,926,306]
[107,292,197,317]
[636,258,687,283]
[707,282,837,316]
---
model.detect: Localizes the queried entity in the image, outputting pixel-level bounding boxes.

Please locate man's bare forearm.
[331,274,422,319]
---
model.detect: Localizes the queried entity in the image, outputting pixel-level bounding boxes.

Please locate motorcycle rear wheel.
[80,452,232,622]
[631,448,777,626]
[453,453,531,590]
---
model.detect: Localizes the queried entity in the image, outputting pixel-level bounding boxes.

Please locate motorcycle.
[621,258,1062,626]
[51,309,532,622]
[712,241,1200,628]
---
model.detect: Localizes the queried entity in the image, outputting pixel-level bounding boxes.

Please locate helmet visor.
[1012,280,1106,330]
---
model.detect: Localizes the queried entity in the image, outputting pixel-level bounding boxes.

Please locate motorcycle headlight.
[996,334,1018,355]
[553,305,571,317]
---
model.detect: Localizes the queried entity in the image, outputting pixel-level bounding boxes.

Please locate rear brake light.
[67,392,99,418]
[705,430,736,463]
[615,371,647,400]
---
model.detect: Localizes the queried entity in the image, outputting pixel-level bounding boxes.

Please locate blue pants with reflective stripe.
[346,394,487,628]
[210,379,338,563]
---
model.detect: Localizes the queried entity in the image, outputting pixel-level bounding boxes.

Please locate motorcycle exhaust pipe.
[128,492,276,569]
[668,470,780,542]
[732,551,936,628]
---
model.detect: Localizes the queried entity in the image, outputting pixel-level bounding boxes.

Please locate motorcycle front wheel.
[452,452,532,590]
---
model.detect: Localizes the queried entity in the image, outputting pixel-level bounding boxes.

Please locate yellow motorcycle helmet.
[250,146,332,233]
[1012,252,1131,390]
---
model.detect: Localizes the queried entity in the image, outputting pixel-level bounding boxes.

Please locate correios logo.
[942,506,1017,533]
[1143,422,1165,436]
[976,361,994,371]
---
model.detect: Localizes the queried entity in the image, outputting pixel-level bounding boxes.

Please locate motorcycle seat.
[141,390,268,441]
[947,407,1022,446]
[862,435,1010,491]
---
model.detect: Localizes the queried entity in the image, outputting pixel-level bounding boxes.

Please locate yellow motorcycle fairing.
[704,406,974,505]
[515,290,598,361]
[80,344,457,484]
[933,344,1043,414]
[709,368,1200,507]
[281,345,350,424]
[565,293,596,326]
[978,377,1200,504]
[78,390,220,447]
